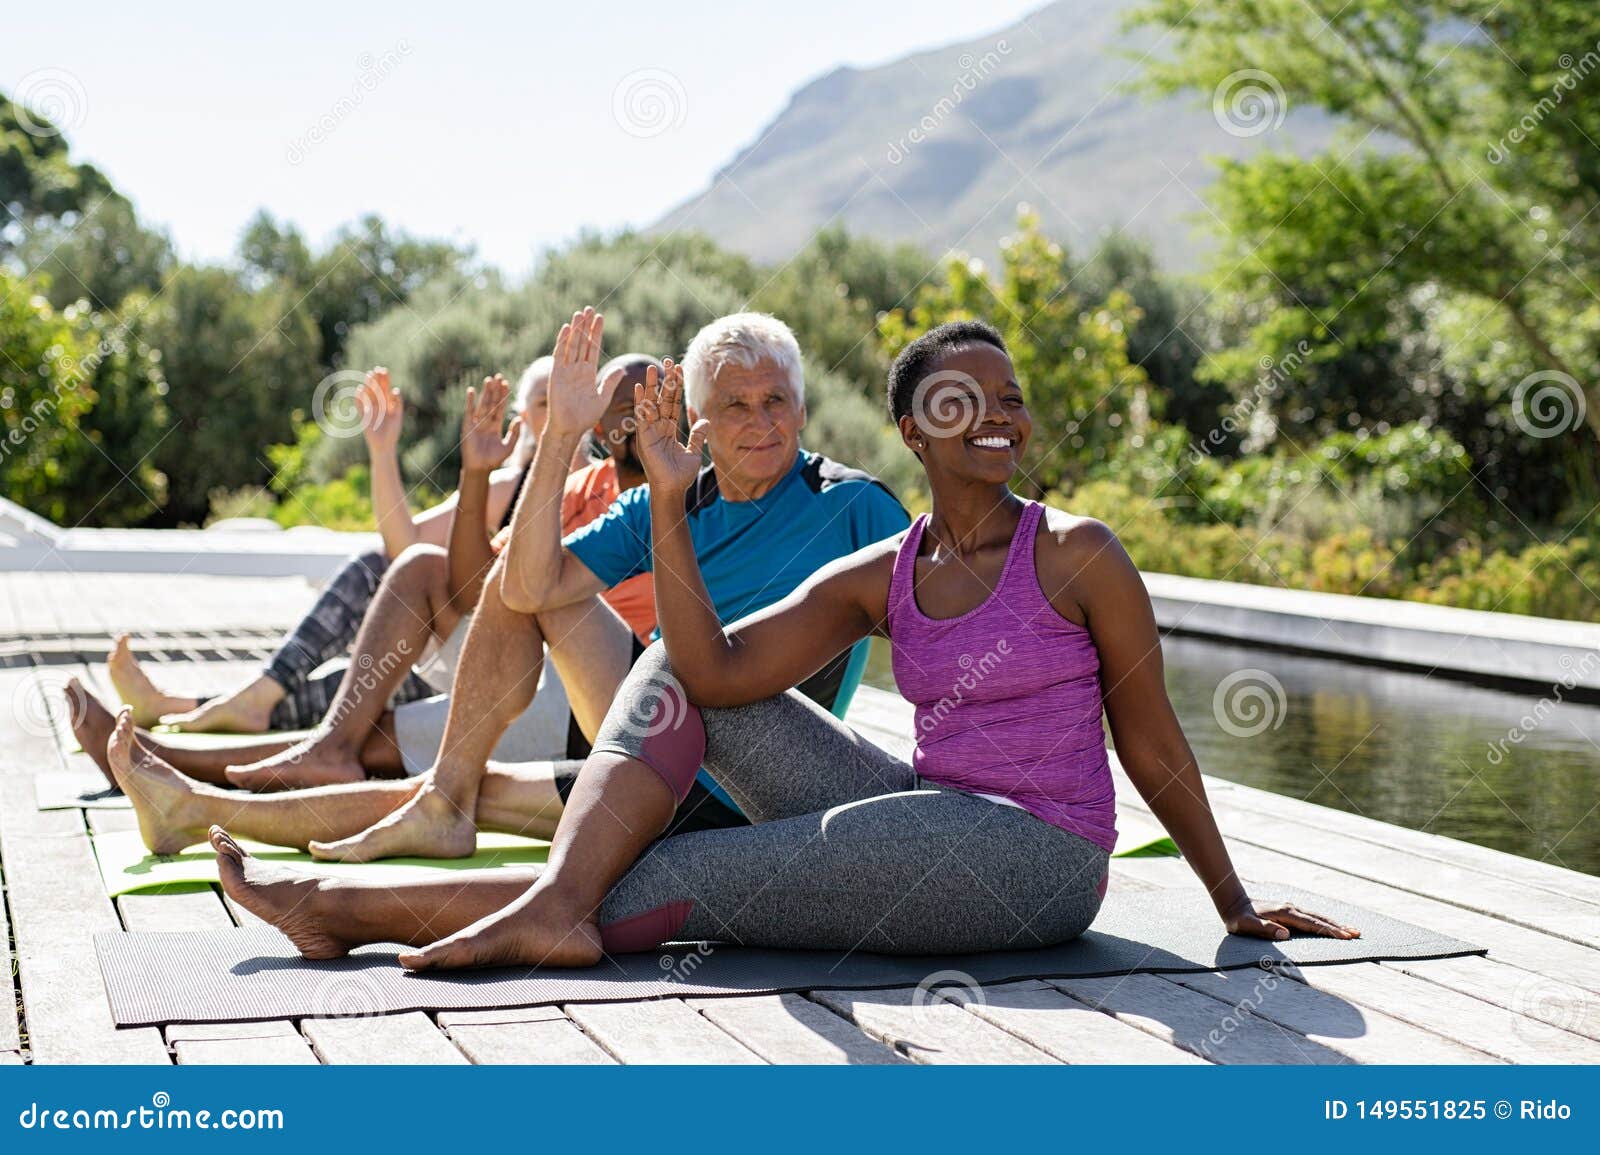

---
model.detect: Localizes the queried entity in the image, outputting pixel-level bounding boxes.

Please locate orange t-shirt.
[490,458,656,643]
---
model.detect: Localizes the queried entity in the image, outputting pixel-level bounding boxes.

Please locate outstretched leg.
[213,829,536,959]
[223,545,461,791]
[70,681,403,789]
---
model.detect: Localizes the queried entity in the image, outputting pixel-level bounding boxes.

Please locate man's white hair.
[682,313,804,413]
[514,355,554,414]
[511,355,554,467]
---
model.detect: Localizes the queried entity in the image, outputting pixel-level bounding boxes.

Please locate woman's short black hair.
[886,319,1009,424]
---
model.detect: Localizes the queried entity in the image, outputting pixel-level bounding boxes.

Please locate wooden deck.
[1,572,1597,1065]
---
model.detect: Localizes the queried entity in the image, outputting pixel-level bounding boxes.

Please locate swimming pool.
[863,634,1600,877]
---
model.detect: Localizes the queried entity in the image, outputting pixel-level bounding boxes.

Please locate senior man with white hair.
[295,307,910,862]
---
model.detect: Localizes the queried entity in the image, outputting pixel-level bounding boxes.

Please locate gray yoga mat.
[95,884,1482,1026]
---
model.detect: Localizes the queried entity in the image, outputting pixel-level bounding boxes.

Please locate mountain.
[650,0,1344,270]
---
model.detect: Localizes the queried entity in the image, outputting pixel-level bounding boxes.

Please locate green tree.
[1131,0,1600,514]
[880,211,1153,498]
[146,265,321,524]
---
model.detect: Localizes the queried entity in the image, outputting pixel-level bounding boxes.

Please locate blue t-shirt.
[564,448,909,633]
[563,448,910,807]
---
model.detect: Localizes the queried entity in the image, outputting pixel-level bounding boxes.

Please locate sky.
[3,0,1047,275]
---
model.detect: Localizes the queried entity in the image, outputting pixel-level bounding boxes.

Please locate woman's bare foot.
[105,708,212,855]
[67,678,120,787]
[399,885,602,971]
[210,827,352,960]
[309,782,476,862]
[106,634,199,726]
[159,675,284,734]
[223,734,367,792]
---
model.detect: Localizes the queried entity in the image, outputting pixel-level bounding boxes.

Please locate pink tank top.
[885,500,1117,852]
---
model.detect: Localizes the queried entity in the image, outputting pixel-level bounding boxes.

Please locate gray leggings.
[588,644,1109,955]
[256,551,433,729]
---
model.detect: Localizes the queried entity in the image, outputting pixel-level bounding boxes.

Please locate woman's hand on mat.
[360,367,404,454]
[461,375,519,472]
[633,359,707,495]
[1224,897,1360,941]
[546,306,614,436]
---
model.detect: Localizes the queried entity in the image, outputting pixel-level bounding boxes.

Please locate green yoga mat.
[92,826,1174,899]
[92,830,552,898]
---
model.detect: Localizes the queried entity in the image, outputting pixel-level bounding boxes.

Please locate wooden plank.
[1198,773,1600,907]
[687,993,908,1065]
[0,866,18,1056]
[564,999,763,1064]
[1166,968,1498,1064]
[1282,961,1600,1064]
[0,821,168,1062]
[118,889,233,933]
[87,809,140,835]
[439,1008,614,1065]
[1383,955,1600,1043]
[1114,796,1600,998]
[1049,974,1350,1065]
[302,1012,468,1065]
[948,980,1208,1064]
[174,1035,318,1065]
[809,987,1059,1064]
[1152,779,1600,947]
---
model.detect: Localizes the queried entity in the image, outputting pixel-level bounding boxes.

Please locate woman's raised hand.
[359,367,404,455]
[1224,897,1360,942]
[633,359,707,494]
[545,307,613,437]
[460,374,519,473]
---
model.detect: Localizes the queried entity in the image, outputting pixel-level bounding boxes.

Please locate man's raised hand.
[545,307,615,437]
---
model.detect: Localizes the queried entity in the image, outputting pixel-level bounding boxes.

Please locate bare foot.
[309,783,476,862]
[223,734,367,792]
[67,678,119,787]
[105,708,211,855]
[106,634,198,726]
[210,827,352,960]
[159,675,283,734]
[399,886,602,971]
